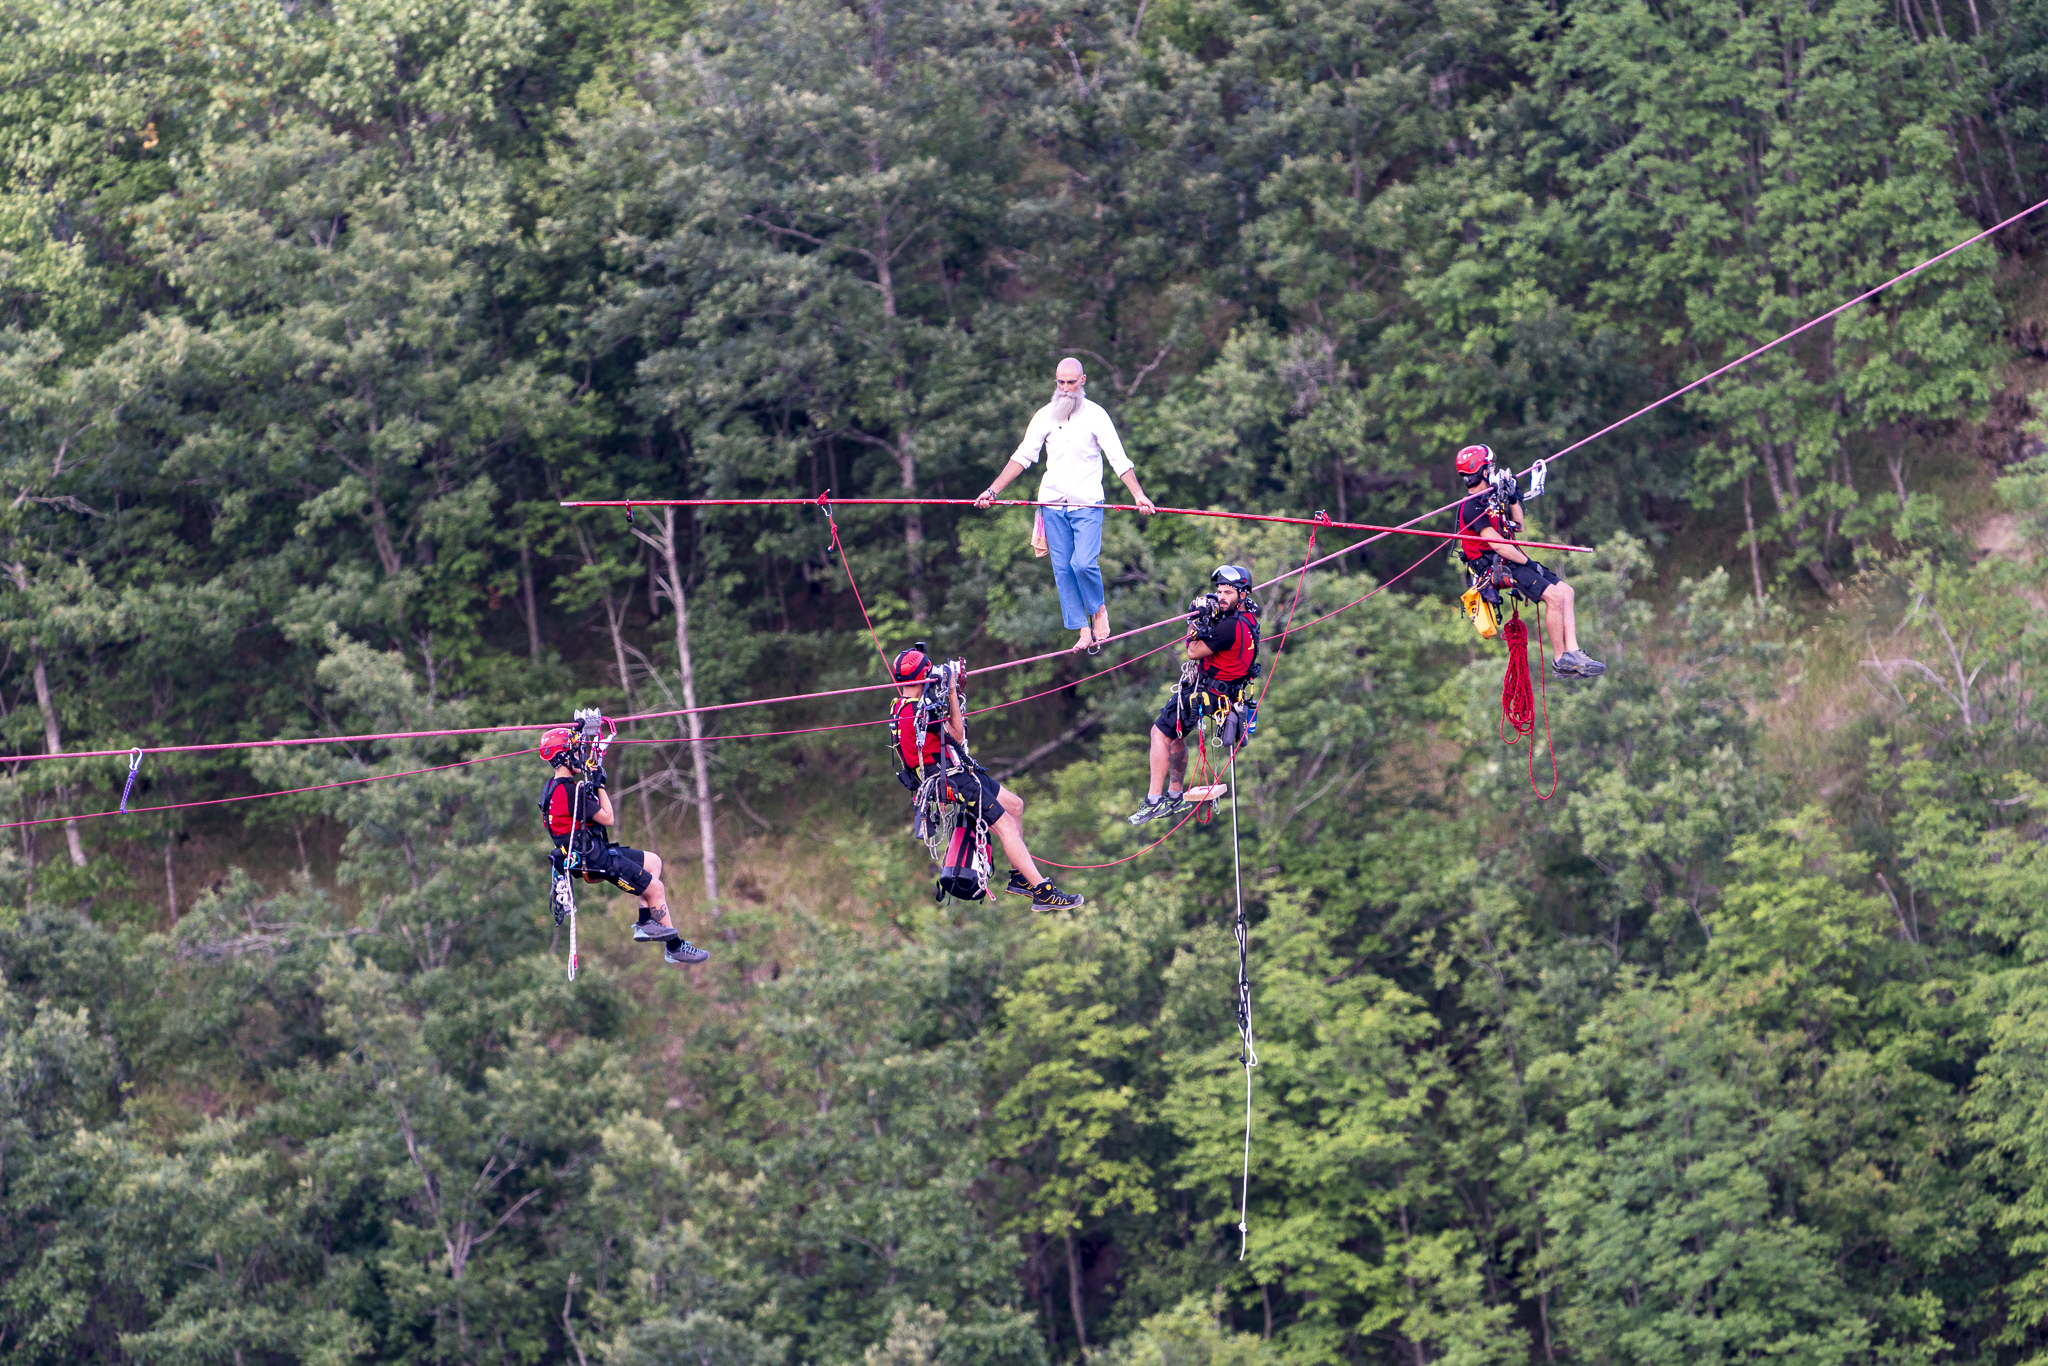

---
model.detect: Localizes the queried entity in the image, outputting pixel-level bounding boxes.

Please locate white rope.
[1229,745,1256,1260]
[554,871,579,981]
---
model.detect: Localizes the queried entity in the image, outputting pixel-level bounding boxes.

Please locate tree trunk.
[598,582,659,840]
[657,507,719,912]
[1742,474,1765,607]
[29,639,86,870]
[519,540,543,663]
[1064,1232,1089,1351]
[1031,1234,1059,1349]
[164,835,179,921]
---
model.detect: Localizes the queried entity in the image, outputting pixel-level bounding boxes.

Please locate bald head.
[1052,358,1087,420]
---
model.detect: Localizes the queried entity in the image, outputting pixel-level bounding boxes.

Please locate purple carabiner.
[120,748,144,813]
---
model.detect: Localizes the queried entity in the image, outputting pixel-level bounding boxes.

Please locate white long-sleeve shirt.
[1009,398,1133,506]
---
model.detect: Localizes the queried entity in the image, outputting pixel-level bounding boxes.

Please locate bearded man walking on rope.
[1454,443,1605,678]
[976,357,1157,654]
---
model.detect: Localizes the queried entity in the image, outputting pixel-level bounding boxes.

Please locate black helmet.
[1211,564,1253,590]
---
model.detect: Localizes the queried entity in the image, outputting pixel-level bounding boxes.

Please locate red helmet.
[1455,444,1495,477]
[890,646,932,683]
[538,726,579,766]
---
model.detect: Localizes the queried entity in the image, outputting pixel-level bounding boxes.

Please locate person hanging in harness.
[539,724,710,967]
[887,644,1085,910]
[1128,564,1260,825]
[1455,443,1606,680]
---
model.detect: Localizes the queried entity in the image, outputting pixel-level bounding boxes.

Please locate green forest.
[5,0,2048,1360]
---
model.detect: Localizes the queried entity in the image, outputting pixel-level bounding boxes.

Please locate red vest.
[1200,616,1256,683]
[891,697,944,772]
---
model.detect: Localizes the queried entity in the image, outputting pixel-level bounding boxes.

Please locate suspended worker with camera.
[1128,565,1260,826]
[887,645,1086,910]
[539,712,711,967]
[1454,444,1605,679]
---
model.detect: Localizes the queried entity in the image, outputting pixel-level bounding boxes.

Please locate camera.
[922,657,967,702]
[1187,591,1221,628]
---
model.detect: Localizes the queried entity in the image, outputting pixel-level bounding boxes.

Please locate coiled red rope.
[1497,613,1557,801]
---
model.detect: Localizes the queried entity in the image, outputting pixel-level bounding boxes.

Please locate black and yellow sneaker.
[1030,880,1086,910]
[1128,793,1187,826]
[665,939,710,966]
[1004,870,1033,898]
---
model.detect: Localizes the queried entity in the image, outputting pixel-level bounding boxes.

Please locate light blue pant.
[1041,506,1106,630]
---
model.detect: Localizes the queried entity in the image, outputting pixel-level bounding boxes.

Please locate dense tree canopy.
[3,0,2048,1361]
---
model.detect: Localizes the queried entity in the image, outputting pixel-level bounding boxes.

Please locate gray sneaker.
[665,939,710,966]
[1552,649,1607,679]
[634,913,681,943]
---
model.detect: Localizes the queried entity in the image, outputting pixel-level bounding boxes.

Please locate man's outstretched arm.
[978,459,1031,506]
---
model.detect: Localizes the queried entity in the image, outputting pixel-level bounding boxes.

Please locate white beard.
[1051,385,1084,422]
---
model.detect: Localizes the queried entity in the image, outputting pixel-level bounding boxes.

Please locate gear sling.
[889,663,993,902]
[1457,480,1521,640]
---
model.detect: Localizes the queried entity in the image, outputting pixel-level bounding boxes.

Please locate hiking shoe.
[664,938,710,966]
[1004,870,1033,898]
[1127,793,1189,826]
[1030,881,1086,910]
[634,914,681,943]
[1552,649,1607,679]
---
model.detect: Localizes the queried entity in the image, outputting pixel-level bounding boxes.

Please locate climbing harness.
[888,651,996,903]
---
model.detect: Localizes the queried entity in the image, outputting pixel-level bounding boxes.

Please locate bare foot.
[1092,607,1110,642]
[1072,627,1095,653]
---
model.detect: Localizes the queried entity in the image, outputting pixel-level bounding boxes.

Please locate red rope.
[0,749,534,832]
[30,201,2030,779]
[1037,796,1208,869]
[565,496,1596,556]
[1497,613,1557,801]
[826,504,894,674]
[1253,519,1321,711]
[8,507,1452,767]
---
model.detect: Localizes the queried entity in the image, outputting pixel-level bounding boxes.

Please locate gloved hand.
[591,766,610,792]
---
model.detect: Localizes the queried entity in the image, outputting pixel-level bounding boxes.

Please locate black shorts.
[1154,677,1250,740]
[1471,555,1561,603]
[579,843,654,896]
[940,764,1006,827]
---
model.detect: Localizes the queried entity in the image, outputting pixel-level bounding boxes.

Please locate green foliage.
[2,0,2046,1361]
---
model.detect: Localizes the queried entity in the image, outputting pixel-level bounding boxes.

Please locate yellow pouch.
[1461,586,1500,640]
